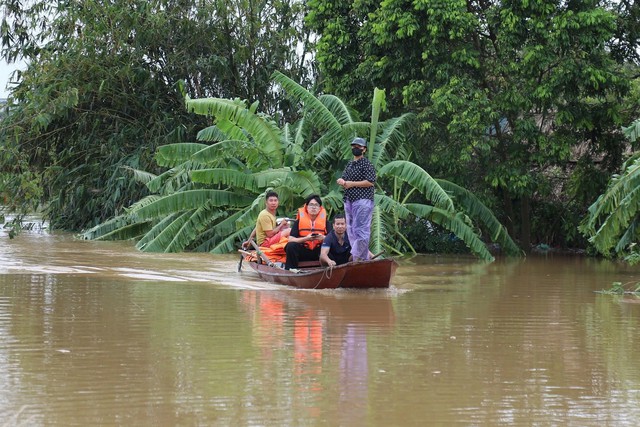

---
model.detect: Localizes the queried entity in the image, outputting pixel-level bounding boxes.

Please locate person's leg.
[262,231,282,247]
[350,199,374,261]
[344,199,354,251]
[298,246,322,263]
[285,242,302,269]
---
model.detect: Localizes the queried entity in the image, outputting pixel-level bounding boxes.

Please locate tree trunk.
[502,188,515,241]
[520,195,531,252]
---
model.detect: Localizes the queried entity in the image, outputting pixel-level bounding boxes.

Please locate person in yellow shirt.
[243,191,290,248]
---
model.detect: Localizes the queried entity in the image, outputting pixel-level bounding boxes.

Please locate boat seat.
[298,260,321,268]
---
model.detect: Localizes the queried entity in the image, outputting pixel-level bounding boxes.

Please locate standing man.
[243,191,289,249]
[336,137,376,261]
[319,214,351,267]
[285,195,329,269]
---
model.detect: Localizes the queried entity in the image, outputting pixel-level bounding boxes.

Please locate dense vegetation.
[82,73,521,260]
[307,0,640,250]
[580,118,640,262]
[2,0,640,258]
[0,0,312,229]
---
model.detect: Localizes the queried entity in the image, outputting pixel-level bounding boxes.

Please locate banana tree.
[579,118,640,259]
[85,73,520,260]
[82,98,325,253]
[271,72,521,261]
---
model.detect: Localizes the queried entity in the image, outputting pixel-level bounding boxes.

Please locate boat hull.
[341,258,398,288]
[249,262,345,289]
[247,258,398,289]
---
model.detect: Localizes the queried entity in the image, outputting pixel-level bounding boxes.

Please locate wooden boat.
[246,258,398,289]
[248,261,346,289]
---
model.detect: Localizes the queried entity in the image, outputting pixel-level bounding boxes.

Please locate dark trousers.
[285,242,321,269]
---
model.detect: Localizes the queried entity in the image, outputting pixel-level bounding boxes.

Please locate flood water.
[1,228,640,426]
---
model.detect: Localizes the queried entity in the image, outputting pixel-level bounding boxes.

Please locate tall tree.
[0,0,312,229]
[608,0,640,66]
[307,0,632,251]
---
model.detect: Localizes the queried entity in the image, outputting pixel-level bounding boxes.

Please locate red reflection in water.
[240,290,395,423]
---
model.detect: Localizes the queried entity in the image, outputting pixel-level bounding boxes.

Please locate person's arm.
[342,162,376,189]
[319,246,335,266]
[264,219,288,238]
[287,221,324,244]
[242,227,257,249]
[337,163,349,187]
[287,233,324,244]
[342,179,374,189]
[337,168,375,189]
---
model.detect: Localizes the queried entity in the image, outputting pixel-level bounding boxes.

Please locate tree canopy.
[0,0,312,229]
[2,0,640,258]
[307,0,637,251]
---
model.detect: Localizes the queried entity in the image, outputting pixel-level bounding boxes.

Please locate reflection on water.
[238,290,394,425]
[1,230,640,425]
[339,324,369,424]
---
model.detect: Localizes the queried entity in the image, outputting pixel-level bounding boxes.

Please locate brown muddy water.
[1,228,640,426]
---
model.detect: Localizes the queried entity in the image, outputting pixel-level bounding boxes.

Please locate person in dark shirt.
[336,137,376,261]
[320,214,351,266]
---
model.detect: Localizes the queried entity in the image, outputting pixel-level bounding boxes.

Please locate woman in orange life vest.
[284,194,329,270]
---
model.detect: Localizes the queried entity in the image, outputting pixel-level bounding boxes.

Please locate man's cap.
[351,137,367,147]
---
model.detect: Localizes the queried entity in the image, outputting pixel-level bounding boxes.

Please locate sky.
[0,60,25,98]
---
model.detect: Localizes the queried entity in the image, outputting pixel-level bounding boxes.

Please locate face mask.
[352,147,364,156]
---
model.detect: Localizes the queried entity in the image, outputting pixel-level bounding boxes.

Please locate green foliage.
[623,118,640,142]
[83,94,329,254]
[307,0,633,250]
[402,218,470,255]
[607,1,640,65]
[273,73,522,259]
[85,74,519,260]
[580,153,640,256]
[0,214,44,239]
[580,118,640,259]
[623,249,640,266]
[0,0,313,230]
[597,281,640,295]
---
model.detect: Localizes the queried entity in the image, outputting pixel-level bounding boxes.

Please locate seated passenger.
[284,195,329,270]
[319,213,351,267]
[243,191,290,249]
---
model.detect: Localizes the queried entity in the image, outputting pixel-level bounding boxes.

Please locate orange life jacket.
[243,235,288,264]
[297,206,328,250]
[259,237,288,263]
